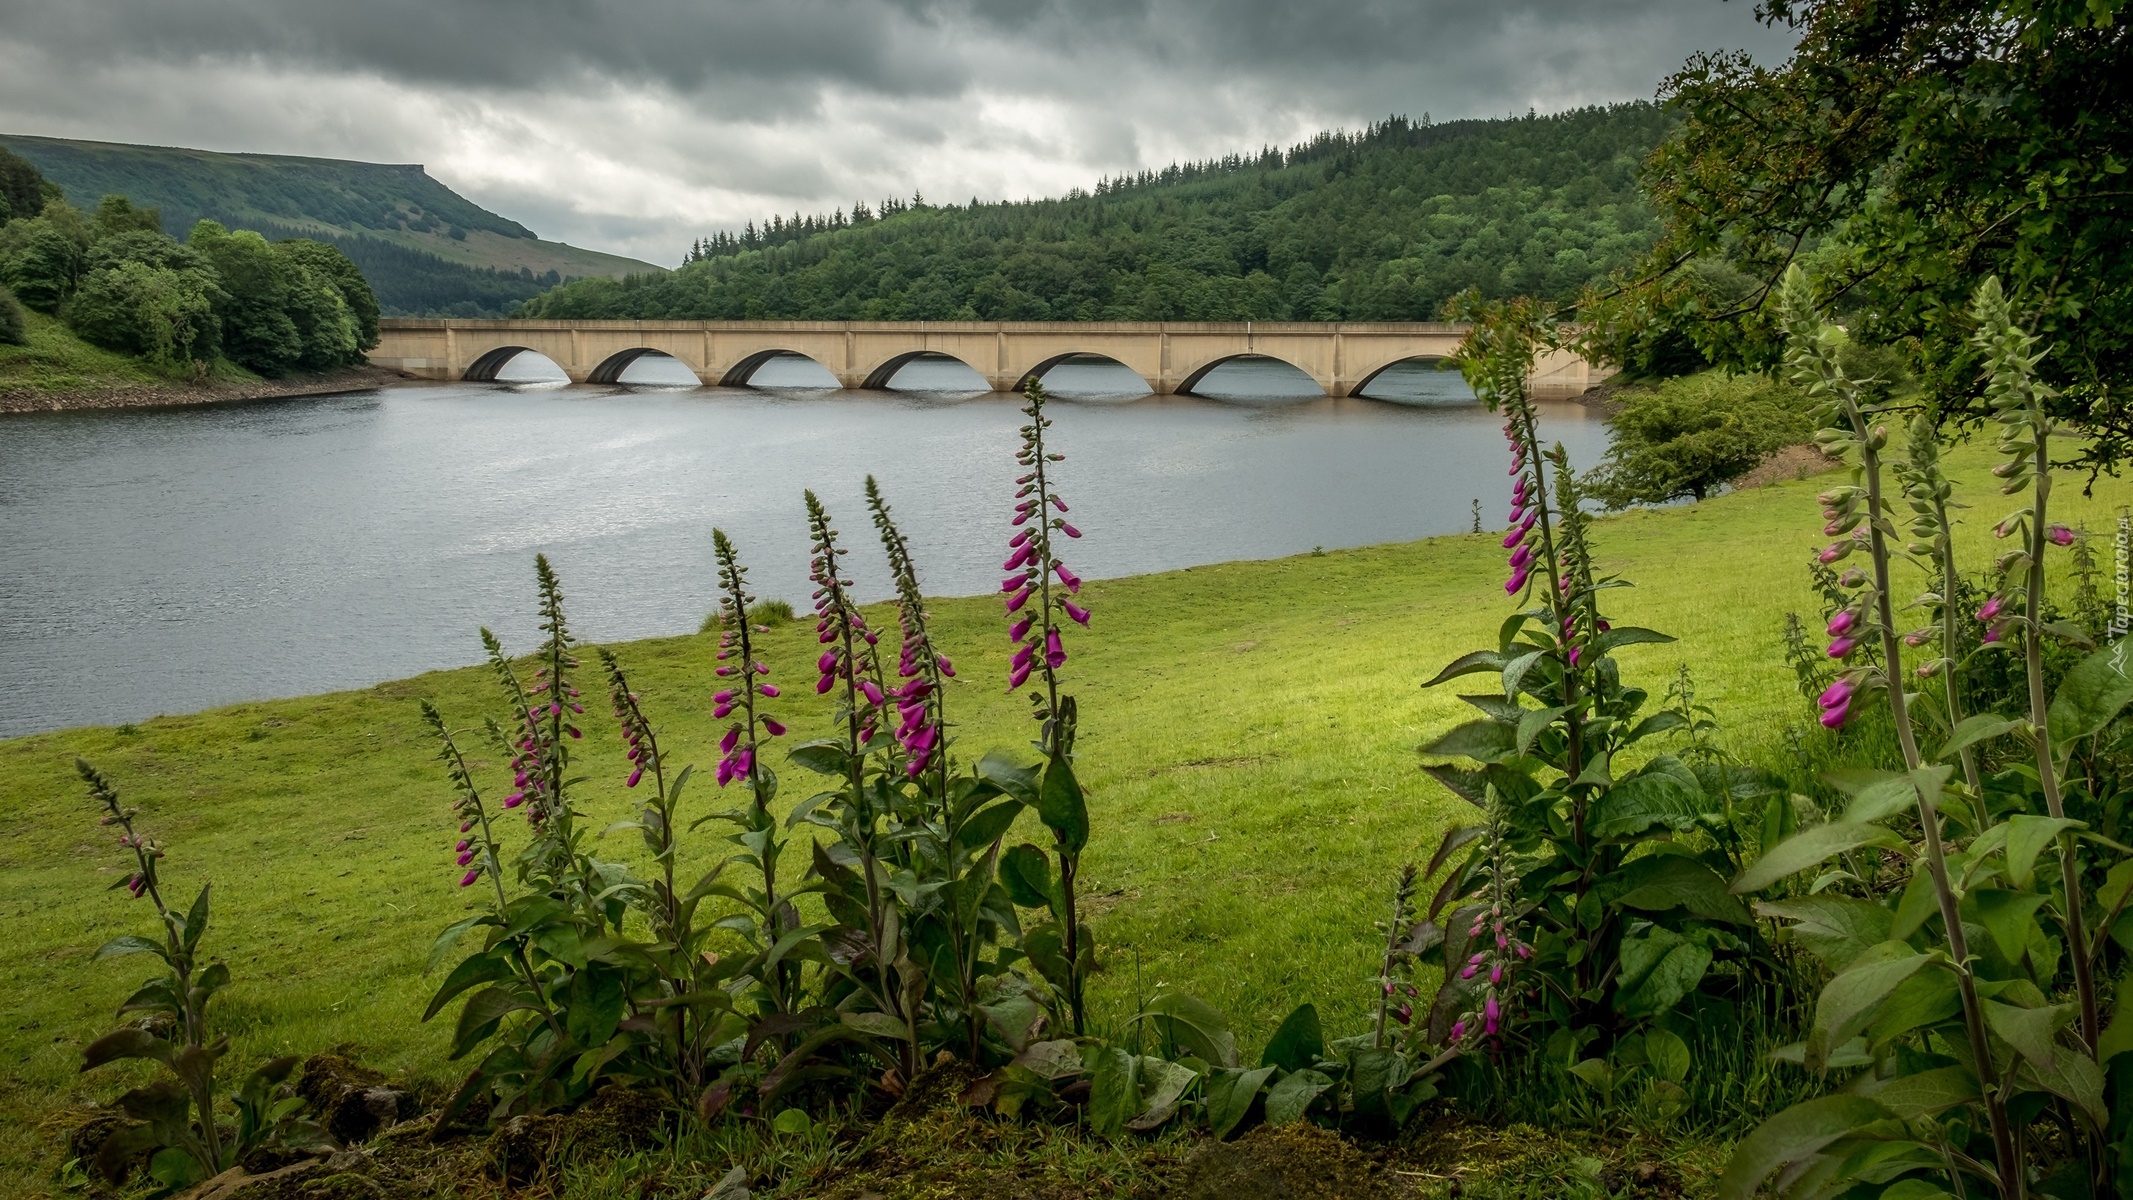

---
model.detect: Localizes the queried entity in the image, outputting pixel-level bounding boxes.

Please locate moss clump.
[1165,1123,1390,1200]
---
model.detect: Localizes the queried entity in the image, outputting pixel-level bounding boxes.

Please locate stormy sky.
[0,1,1796,265]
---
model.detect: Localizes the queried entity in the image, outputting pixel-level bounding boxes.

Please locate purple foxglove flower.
[715,758,737,786]
[1978,596,2004,621]
[503,793,524,809]
[939,656,956,677]
[1461,962,1478,979]
[1827,610,1856,636]
[460,869,480,888]
[1818,542,1847,564]
[860,679,884,705]
[1820,701,1849,729]
[1451,1020,1466,1041]
[1009,661,1032,690]
[2048,524,2075,546]
[760,684,780,697]
[1490,964,1503,985]
[736,747,753,774]
[906,753,930,779]
[911,724,937,752]
[1050,495,1069,512]
[1504,569,1530,595]
[1818,678,1854,710]
[815,674,835,695]
[1827,637,1857,659]
[1394,1003,1411,1026]
[1001,576,1025,593]
[762,717,785,736]
[720,726,740,753]
[1055,562,1082,592]
[713,702,733,719]
[1063,600,1091,626]
[457,849,475,866]
[1517,943,1532,960]
[1004,544,1035,571]
[1510,544,1533,570]
[1010,528,1032,546]
[456,839,469,852]
[1045,628,1066,668]
[815,653,835,675]
[1007,587,1033,613]
[1568,646,1582,667]
[1507,504,1525,525]
[1502,526,1525,549]
[1010,615,1034,642]
[1485,994,1500,1026]
[1061,523,1081,538]
[1982,625,2004,644]
[627,766,643,788]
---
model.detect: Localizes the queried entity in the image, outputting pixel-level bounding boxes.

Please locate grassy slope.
[1,439,2124,1189]
[0,310,255,395]
[0,134,658,279]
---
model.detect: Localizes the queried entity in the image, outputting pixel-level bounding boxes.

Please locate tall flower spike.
[866,476,950,781]
[806,490,891,761]
[1006,379,1086,747]
[711,529,784,792]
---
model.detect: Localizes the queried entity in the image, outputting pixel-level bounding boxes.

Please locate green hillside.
[521,105,1671,322]
[0,135,660,316]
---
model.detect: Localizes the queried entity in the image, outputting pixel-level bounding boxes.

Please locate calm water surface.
[0,356,1606,736]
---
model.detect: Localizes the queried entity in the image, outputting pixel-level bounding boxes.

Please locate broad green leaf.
[1890,869,1941,942]
[1734,823,1904,894]
[999,843,1058,913]
[1612,855,1752,925]
[1865,969,1961,1048]
[1937,714,2019,761]
[841,1011,911,1040]
[80,1027,173,1071]
[1141,992,1240,1069]
[1590,626,1677,656]
[1984,1000,2073,1073]
[449,985,534,1060]
[975,751,1040,804]
[1261,1003,1324,1073]
[2101,969,2133,1064]
[93,934,166,962]
[179,883,211,954]
[1881,1179,1955,1200]
[1038,753,1089,854]
[1420,718,1517,763]
[2032,1046,2108,1129]
[1756,897,1894,970]
[425,913,491,974]
[1204,1065,1276,1139]
[1616,928,1713,1019]
[1126,1057,1199,1131]
[1422,649,1506,689]
[2003,815,2080,890]
[1809,944,1934,1071]
[1589,756,1710,838]
[1087,1046,1139,1139]
[1263,1068,1334,1126]
[1425,823,1485,880]
[1861,1065,1977,1119]
[1717,1095,1891,1200]
[1646,1029,1691,1084]
[2047,641,2133,744]
[1839,775,1919,825]
[954,796,1025,852]
[423,949,514,1022]
[1971,889,2050,964]
[1515,705,1569,756]
[784,739,848,776]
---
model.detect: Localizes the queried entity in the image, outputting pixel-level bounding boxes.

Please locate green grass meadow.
[0,310,256,397]
[2,438,2127,1190]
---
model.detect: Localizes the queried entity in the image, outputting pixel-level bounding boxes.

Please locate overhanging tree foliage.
[1590,0,2133,470]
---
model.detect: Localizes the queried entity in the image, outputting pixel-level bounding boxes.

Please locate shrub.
[187,221,303,375]
[64,260,221,365]
[2,222,86,312]
[0,283,25,346]
[1583,371,1811,507]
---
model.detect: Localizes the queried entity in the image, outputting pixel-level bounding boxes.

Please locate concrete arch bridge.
[369,319,1599,398]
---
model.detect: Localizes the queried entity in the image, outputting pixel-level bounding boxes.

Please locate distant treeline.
[536,106,1672,323]
[0,147,378,375]
[247,221,563,318]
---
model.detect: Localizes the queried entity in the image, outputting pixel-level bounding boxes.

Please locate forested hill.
[519,105,1672,323]
[0,135,659,316]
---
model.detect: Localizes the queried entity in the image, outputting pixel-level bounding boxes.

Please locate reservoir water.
[0,355,1607,736]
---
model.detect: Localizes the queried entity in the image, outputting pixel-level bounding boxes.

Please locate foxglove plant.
[708,527,799,1015]
[1003,379,1094,1036]
[867,475,954,787]
[1893,413,1983,792]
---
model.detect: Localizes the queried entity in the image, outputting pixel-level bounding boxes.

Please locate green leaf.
[1589,756,1710,838]
[1425,823,1485,880]
[1809,944,1935,1071]
[1037,753,1089,854]
[2100,969,2133,1064]
[1126,1057,1200,1131]
[1733,823,1904,894]
[1646,1028,1691,1084]
[425,914,491,974]
[1088,1046,1139,1139]
[1861,1065,1977,1119]
[1422,649,1506,689]
[955,796,1025,852]
[1616,933,1712,1019]
[1865,968,1961,1048]
[1612,854,1752,924]
[999,843,1058,914]
[1204,1065,1276,1139]
[1971,889,2050,964]
[80,1027,173,1071]
[1516,705,1569,756]
[1590,626,1677,656]
[2047,641,2133,744]
[1984,1000,2073,1073]
[1263,1068,1334,1126]
[1836,774,1918,825]
[1420,718,1517,763]
[93,934,167,962]
[1937,714,2020,761]
[422,948,513,1022]
[784,739,849,776]
[1260,1003,1324,1073]
[1717,1095,1891,1200]
[178,884,211,954]
[2003,815,2080,890]
[451,985,536,1060]
[1755,897,1894,970]
[975,751,1040,804]
[1141,992,1239,1069]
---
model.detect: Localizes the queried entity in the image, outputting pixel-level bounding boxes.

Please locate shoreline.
[0,364,410,415]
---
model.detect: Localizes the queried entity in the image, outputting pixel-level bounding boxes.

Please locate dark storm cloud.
[0,0,1795,260]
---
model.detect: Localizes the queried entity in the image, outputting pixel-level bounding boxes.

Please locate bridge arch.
[1174,353,1324,399]
[464,346,567,383]
[1348,354,1473,402]
[587,347,700,385]
[1011,352,1156,396]
[859,350,988,391]
[720,349,838,388]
